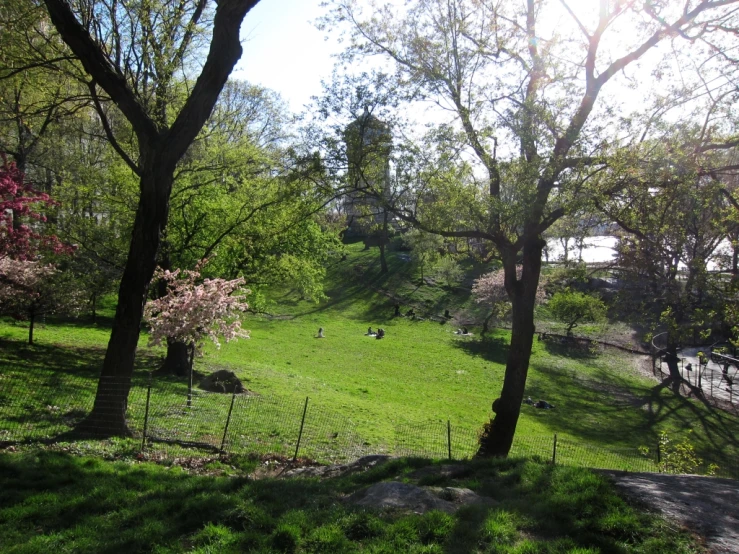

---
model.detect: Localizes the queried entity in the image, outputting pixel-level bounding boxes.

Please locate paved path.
[658,347,737,405]
[602,471,739,553]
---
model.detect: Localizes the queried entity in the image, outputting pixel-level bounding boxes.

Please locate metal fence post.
[552,434,557,465]
[220,392,237,453]
[293,397,309,462]
[656,440,661,468]
[711,369,714,397]
[447,420,452,460]
[141,373,152,451]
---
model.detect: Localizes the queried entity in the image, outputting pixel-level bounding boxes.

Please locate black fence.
[0,370,736,478]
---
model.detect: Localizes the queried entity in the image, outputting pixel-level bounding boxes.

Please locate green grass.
[1,242,738,473]
[0,450,703,553]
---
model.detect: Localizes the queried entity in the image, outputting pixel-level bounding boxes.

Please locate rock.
[199,370,245,394]
[347,481,457,513]
[346,481,496,514]
[408,464,469,480]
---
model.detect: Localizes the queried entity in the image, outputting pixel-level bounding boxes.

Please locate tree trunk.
[160,338,191,376]
[76,168,172,437]
[477,239,543,457]
[664,345,682,382]
[379,209,389,273]
[28,312,35,345]
[187,343,195,408]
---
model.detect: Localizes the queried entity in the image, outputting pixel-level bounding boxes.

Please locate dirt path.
[602,471,739,553]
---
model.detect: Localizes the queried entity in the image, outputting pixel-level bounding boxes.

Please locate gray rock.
[347,482,497,514]
[347,481,457,513]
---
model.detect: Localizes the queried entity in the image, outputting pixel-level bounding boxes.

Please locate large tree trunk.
[77,168,172,436]
[477,239,543,457]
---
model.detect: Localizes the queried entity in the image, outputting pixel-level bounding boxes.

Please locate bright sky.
[234,0,337,113]
[232,0,659,117]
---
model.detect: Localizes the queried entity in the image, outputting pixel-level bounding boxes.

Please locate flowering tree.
[472,267,546,335]
[0,257,84,344]
[0,159,68,260]
[144,265,250,403]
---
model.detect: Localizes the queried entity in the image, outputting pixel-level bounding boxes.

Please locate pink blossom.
[144,265,250,354]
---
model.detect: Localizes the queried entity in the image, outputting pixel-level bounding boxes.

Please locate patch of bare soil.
[602,471,739,554]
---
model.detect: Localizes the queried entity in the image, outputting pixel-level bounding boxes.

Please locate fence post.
[447,420,452,460]
[552,434,557,465]
[711,369,714,397]
[656,440,661,469]
[141,373,152,451]
[293,397,309,462]
[220,392,237,453]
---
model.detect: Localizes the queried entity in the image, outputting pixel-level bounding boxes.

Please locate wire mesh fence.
[0,369,736,478]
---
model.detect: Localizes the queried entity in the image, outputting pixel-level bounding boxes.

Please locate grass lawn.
[0,450,704,553]
[1,242,738,473]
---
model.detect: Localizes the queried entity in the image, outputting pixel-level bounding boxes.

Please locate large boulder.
[199,369,245,394]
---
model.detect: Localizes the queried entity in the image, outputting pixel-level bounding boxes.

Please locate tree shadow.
[0,337,160,378]
[448,335,509,366]
[523,362,739,468]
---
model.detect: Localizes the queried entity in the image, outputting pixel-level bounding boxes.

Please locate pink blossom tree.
[472,267,546,335]
[0,257,84,344]
[144,265,250,404]
[0,159,69,260]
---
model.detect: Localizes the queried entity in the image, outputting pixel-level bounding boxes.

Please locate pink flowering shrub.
[0,257,85,343]
[144,266,251,354]
[0,159,71,260]
[472,266,547,306]
[0,257,56,304]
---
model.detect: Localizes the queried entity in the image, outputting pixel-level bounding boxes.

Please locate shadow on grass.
[0,452,700,553]
[540,336,600,360]
[0,337,161,377]
[523,361,739,467]
[448,335,509,366]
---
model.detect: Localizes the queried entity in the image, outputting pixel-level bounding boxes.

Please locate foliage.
[403,228,443,282]
[144,265,250,354]
[0,257,84,342]
[548,289,606,336]
[472,266,546,320]
[649,431,719,476]
[433,256,463,288]
[0,159,68,260]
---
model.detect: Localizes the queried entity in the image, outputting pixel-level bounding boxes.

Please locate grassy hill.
[1,242,738,471]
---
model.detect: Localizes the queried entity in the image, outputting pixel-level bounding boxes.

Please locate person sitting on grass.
[366,327,376,336]
[317,327,324,338]
[376,328,385,339]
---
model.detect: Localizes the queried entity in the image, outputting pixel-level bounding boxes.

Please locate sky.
[234,0,339,113]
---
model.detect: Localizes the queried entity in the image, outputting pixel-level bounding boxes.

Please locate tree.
[0,257,83,344]
[156,80,342,375]
[39,0,262,435]
[548,289,606,336]
[0,158,68,260]
[144,264,249,406]
[472,266,546,334]
[403,228,443,283]
[321,0,738,456]
[596,133,731,381]
[434,255,464,288]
